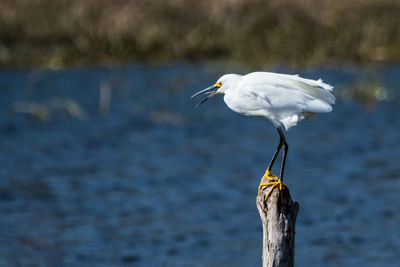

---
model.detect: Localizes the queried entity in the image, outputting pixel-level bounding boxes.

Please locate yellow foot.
[258,170,279,194]
[258,179,287,204]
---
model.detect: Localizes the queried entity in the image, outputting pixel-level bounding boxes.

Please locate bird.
[191,71,335,203]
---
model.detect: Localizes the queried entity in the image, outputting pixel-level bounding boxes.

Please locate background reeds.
[1,0,400,67]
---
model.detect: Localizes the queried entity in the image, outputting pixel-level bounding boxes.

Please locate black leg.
[260,127,288,204]
[277,128,289,183]
[267,128,284,171]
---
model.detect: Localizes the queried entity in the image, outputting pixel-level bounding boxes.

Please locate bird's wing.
[237,82,309,111]
[244,72,335,105]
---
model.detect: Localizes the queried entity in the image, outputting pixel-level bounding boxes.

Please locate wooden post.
[256,180,299,267]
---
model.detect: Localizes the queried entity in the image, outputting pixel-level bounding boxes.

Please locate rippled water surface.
[1,63,400,266]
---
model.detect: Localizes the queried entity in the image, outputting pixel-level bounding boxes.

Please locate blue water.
[0,63,400,266]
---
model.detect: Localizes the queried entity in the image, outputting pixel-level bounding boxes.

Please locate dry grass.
[1,0,400,67]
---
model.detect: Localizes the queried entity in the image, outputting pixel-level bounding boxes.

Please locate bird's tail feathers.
[295,76,333,91]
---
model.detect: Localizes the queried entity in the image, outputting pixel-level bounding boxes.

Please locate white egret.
[191,72,335,202]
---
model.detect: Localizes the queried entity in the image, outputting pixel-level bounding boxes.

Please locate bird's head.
[191,74,241,107]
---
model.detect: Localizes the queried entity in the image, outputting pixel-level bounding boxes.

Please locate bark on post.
[256,180,299,267]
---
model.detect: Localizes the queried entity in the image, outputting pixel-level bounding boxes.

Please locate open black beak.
[191,85,218,107]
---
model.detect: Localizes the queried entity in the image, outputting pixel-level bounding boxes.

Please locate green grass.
[1,0,400,67]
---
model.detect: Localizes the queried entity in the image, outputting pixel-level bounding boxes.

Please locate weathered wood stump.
[257,180,299,267]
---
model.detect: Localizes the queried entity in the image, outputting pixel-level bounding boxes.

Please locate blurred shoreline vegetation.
[1,0,400,68]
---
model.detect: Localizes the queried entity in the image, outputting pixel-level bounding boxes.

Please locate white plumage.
[212,72,335,130]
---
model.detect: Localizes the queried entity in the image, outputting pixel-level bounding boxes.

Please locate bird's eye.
[215,82,222,88]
